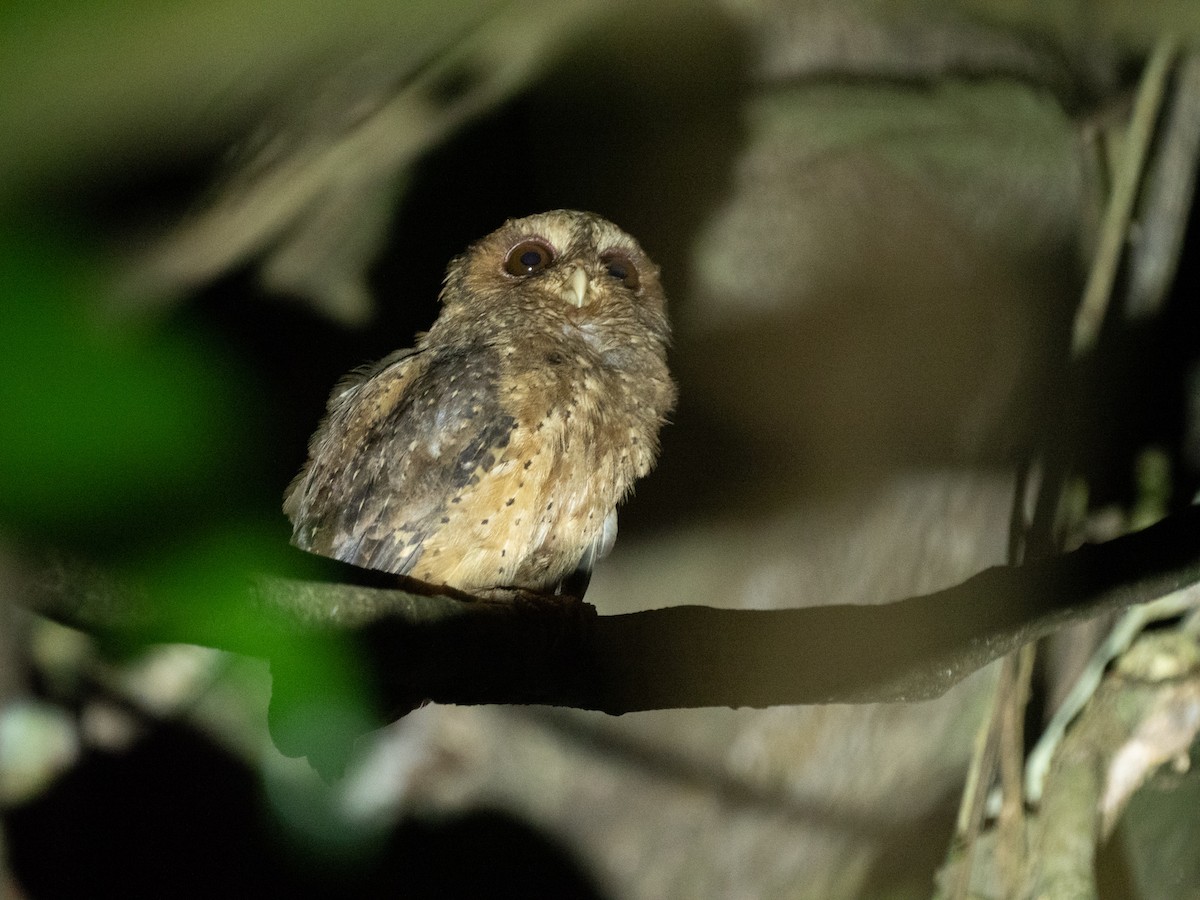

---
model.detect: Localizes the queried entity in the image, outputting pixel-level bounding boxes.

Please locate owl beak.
[562,266,590,308]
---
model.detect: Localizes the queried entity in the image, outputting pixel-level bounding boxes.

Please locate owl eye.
[601,251,640,291]
[503,239,555,276]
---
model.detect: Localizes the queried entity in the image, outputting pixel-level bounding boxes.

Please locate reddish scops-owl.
[284,210,676,597]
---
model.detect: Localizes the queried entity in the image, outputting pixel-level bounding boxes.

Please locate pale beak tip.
[565,267,590,308]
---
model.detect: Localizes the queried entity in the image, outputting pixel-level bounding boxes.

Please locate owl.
[284,210,676,598]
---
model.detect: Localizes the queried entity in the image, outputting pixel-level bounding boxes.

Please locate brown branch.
[14,504,1200,772]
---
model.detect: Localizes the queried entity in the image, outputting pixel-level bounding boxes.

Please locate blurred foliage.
[1107,736,1200,900]
[0,195,380,789]
[2,1,1200,897]
[0,225,235,538]
[0,0,480,196]
[965,0,1200,47]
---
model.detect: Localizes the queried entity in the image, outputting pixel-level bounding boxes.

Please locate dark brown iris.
[600,250,640,291]
[503,239,555,276]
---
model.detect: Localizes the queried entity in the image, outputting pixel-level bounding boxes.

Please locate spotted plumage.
[284,210,676,597]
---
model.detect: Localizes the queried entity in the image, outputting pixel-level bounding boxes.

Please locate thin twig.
[1072,36,1178,355]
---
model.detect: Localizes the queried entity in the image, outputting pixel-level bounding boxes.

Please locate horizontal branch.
[15,505,1200,771]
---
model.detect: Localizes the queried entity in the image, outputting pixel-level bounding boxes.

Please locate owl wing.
[284,344,516,575]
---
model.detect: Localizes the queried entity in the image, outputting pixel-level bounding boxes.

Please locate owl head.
[438,210,669,338]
